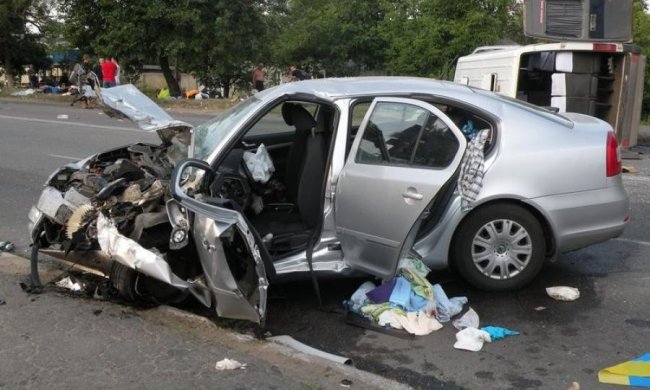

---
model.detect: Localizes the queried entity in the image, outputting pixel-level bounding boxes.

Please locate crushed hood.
[101,84,193,143]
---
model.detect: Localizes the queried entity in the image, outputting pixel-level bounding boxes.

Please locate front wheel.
[452,204,545,291]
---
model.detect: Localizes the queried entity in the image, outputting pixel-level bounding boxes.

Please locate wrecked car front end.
[28,85,268,323]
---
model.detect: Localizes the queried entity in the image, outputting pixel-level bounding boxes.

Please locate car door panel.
[335,98,467,279]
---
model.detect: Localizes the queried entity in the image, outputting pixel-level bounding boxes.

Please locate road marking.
[48,154,81,160]
[0,113,139,133]
[614,237,650,247]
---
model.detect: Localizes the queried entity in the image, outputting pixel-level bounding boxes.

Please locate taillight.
[606,131,621,177]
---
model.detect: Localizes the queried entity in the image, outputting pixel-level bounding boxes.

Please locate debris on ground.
[215,358,247,370]
[453,307,479,330]
[56,114,69,120]
[567,381,580,390]
[453,327,492,352]
[546,286,580,301]
[268,335,352,365]
[480,326,520,341]
[55,276,83,292]
[0,241,15,252]
[0,299,6,305]
[534,306,547,311]
[10,89,36,96]
[344,256,465,337]
[622,165,639,173]
[340,379,353,387]
[598,353,650,387]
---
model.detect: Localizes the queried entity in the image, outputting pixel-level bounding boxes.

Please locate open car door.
[170,159,269,324]
[335,97,467,279]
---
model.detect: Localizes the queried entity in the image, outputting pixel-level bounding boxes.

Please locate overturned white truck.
[454,0,645,147]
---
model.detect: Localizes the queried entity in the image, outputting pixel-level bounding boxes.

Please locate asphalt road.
[2,99,650,389]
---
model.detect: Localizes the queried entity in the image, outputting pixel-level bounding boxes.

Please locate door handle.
[402,188,424,201]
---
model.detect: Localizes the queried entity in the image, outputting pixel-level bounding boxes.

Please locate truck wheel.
[452,204,545,291]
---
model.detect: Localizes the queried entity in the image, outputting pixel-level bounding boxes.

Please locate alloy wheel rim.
[471,219,532,280]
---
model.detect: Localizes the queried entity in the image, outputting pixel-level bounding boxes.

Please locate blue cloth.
[388,277,432,312]
[432,284,467,322]
[389,277,411,309]
[481,326,520,341]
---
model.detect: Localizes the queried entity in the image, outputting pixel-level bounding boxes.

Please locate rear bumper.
[529,184,629,253]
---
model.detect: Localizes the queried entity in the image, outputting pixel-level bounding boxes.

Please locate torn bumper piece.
[96,214,211,307]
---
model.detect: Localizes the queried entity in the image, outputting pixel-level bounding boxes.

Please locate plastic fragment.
[340,379,353,387]
[57,114,69,119]
[215,358,246,370]
[546,286,580,301]
[453,307,479,330]
[55,276,83,292]
[480,326,520,341]
[534,306,546,311]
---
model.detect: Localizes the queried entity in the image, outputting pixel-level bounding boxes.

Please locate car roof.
[257,77,477,101]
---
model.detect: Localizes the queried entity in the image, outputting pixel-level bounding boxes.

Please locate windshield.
[192,97,263,160]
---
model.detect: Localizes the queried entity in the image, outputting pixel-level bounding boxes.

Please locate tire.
[452,203,545,291]
[109,262,138,301]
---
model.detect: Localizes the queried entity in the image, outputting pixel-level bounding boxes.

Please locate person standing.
[251,63,266,91]
[93,58,103,88]
[111,57,121,85]
[289,65,310,81]
[101,57,117,88]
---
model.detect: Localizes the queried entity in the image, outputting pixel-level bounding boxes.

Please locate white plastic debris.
[453,327,492,352]
[215,358,246,370]
[546,286,580,301]
[243,144,275,183]
[534,306,547,311]
[453,307,479,330]
[57,114,69,120]
[55,276,83,292]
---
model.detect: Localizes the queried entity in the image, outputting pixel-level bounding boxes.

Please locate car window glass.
[247,102,318,137]
[412,115,460,168]
[357,102,429,165]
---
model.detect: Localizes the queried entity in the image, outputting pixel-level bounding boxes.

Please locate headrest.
[282,103,316,130]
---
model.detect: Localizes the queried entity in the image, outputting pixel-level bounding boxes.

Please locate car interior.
[208,100,337,259]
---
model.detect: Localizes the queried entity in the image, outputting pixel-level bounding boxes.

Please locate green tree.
[380,0,516,78]
[60,0,198,96]
[272,0,387,75]
[0,0,52,87]
[181,1,269,97]
[632,0,650,119]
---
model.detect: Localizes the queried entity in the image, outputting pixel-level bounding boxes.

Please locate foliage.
[633,0,650,119]
[272,0,387,76]
[0,0,53,86]
[380,0,517,78]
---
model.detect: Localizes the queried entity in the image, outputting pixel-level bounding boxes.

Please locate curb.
[157,305,413,390]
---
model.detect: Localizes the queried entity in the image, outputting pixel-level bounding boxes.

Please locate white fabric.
[458,129,490,212]
[377,310,404,330]
[454,327,492,352]
[243,144,275,183]
[393,312,443,336]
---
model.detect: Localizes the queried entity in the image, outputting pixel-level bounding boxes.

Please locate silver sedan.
[29,78,628,323]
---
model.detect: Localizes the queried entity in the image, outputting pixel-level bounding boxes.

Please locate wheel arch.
[449,198,557,268]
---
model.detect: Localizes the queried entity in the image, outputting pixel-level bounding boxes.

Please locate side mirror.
[169,158,218,216]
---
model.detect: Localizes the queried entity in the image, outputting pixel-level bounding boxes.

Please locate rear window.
[471,87,574,129]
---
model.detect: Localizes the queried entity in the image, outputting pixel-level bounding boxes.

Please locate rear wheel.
[452,204,545,291]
